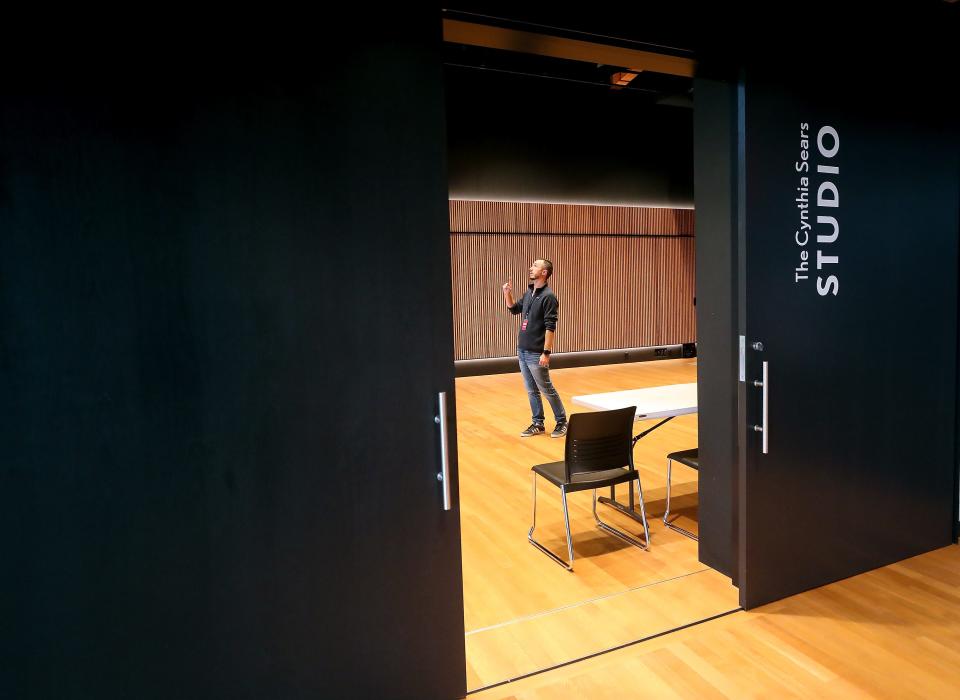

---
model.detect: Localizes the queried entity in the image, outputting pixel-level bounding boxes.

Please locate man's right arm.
[503,280,521,314]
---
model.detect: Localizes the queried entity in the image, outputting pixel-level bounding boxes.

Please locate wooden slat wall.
[450,201,696,360]
[450,200,694,235]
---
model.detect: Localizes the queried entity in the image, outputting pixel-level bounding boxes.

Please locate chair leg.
[528,474,574,571]
[592,487,649,551]
[663,458,673,525]
[663,459,699,541]
[561,486,574,565]
[634,475,651,547]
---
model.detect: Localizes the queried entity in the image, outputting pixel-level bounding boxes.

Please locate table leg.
[598,416,675,525]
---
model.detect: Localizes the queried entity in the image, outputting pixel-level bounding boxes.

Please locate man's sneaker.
[551,422,568,439]
[520,423,546,437]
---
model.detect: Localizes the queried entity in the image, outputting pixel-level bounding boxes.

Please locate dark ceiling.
[442,3,960,77]
[441,6,704,54]
[442,36,694,109]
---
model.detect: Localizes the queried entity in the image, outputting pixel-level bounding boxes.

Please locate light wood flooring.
[456,359,738,690]
[469,544,960,699]
[457,360,960,699]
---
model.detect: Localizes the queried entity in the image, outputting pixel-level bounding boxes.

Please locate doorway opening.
[441,12,739,691]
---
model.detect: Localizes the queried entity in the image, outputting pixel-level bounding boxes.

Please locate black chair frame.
[663,447,699,541]
[528,407,651,571]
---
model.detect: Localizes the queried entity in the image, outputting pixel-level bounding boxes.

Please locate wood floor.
[470,544,960,699]
[457,360,960,699]
[456,359,738,690]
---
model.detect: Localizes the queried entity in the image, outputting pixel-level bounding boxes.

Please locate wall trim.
[455,343,696,377]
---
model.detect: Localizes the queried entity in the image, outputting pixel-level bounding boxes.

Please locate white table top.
[571,382,698,420]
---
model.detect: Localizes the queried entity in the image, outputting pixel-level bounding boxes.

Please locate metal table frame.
[571,383,697,525]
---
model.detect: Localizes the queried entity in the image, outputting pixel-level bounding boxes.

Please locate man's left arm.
[541,296,559,366]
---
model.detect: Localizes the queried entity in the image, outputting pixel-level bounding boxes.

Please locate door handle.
[435,391,452,511]
[752,361,768,454]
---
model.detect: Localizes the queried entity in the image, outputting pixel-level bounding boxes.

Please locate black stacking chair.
[528,406,650,571]
[663,448,699,540]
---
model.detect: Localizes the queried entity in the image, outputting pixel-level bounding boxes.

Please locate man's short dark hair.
[540,259,553,278]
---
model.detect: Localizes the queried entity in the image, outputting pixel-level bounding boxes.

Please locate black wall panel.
[1,12,465,700]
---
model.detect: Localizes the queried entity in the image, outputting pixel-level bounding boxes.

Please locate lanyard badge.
[521,292,538,332]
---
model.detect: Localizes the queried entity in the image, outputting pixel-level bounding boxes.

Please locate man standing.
[502,259,567,438]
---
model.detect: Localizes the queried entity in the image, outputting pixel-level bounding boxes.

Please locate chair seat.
[666,448,699,470]
[532,461,636,492]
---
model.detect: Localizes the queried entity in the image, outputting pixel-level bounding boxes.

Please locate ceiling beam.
[442,19,695,78]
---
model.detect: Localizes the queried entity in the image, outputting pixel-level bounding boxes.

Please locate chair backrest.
[563,406,637,482]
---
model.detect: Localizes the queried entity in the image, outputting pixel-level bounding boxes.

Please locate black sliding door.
[1,11,465,700]
[737,56,958,608]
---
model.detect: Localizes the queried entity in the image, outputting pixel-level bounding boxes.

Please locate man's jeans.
[518,348,566,426]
